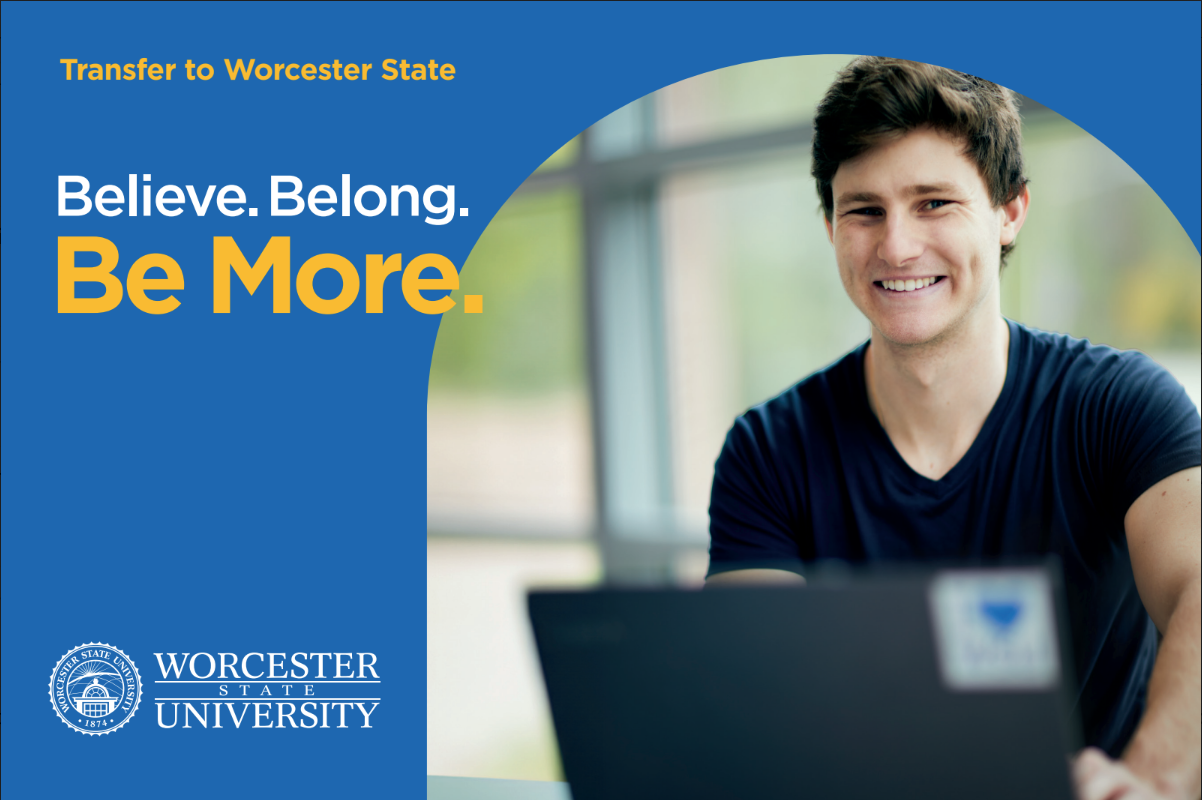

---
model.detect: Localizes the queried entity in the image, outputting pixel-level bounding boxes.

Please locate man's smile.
[873,276,947,293]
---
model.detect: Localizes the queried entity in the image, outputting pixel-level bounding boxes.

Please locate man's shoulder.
[1010,321,1171,400]
[1014,321,1136,365]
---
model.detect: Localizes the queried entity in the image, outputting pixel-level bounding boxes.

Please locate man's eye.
[847,207,883,216]
[924,199,951,210]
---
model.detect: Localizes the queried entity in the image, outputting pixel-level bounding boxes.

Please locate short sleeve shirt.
[708,320,1202,755]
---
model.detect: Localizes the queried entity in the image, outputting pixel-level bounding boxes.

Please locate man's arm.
[1078,466,1201,800]
[704,568,805,588]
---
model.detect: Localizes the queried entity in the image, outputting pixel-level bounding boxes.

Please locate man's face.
[825,126,1027,347]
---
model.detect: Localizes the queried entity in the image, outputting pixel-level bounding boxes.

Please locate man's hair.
[811,57,1028,265]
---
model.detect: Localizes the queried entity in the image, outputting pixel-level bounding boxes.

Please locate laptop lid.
[529,565,1079,800]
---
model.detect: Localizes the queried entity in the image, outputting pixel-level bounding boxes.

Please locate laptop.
[528,564,1080,800]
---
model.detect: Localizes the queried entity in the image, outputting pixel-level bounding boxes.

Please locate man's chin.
[871,318,953,349]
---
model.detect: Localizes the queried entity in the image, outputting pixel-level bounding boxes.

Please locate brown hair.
[811,57,1028,265]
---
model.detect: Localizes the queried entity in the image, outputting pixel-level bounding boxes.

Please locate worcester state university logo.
[50,643,142,735]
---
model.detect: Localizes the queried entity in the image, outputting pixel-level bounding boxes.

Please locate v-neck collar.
[852,319,1022,494]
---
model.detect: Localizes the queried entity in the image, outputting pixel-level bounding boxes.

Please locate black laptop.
[528,564,1079,800]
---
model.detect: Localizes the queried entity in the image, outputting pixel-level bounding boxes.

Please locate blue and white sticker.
[928,570,1060,691]
[49,643,142,735]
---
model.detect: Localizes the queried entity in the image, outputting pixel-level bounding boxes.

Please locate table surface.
[428,776,572,800]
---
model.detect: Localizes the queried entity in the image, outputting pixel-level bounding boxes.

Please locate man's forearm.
[1124,578,1202,800]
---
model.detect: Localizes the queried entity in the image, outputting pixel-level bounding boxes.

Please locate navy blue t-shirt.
[708,320,1201,755]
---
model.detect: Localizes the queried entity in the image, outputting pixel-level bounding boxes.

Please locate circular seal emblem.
[49,643,142,735]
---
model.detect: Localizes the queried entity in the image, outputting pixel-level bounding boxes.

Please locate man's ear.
[999,184,1030,247]
[824,214,834,244]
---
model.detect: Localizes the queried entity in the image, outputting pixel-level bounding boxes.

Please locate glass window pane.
[427,539,599,781]
[428,187,594,535]
[1001,117,1201,408]
[660,155,867,529]
[656,55,856,148]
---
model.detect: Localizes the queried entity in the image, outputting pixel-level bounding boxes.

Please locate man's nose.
[876,214,924,267]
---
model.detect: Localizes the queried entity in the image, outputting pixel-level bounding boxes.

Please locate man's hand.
[1075,748,1180,800]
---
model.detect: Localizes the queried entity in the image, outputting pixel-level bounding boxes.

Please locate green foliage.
[1001,118,1201,351]
[430,189,586,394]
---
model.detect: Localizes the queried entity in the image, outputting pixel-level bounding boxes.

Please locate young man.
[705,58,1201,800]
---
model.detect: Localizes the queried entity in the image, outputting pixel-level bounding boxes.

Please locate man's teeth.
[881,277,938,292]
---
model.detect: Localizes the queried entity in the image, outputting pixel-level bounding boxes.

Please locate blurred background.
[426,55,1202,781]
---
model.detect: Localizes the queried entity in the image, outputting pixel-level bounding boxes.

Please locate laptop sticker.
[928,570,1061,691]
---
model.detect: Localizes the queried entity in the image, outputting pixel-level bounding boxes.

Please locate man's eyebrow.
[835,191,881,207]
[835,183,963,208]
[905,182,960,197]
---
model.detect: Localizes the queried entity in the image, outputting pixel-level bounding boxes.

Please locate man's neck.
[864,313,1010,480]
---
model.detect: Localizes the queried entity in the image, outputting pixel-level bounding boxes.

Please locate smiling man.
[705,58,1201,800]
